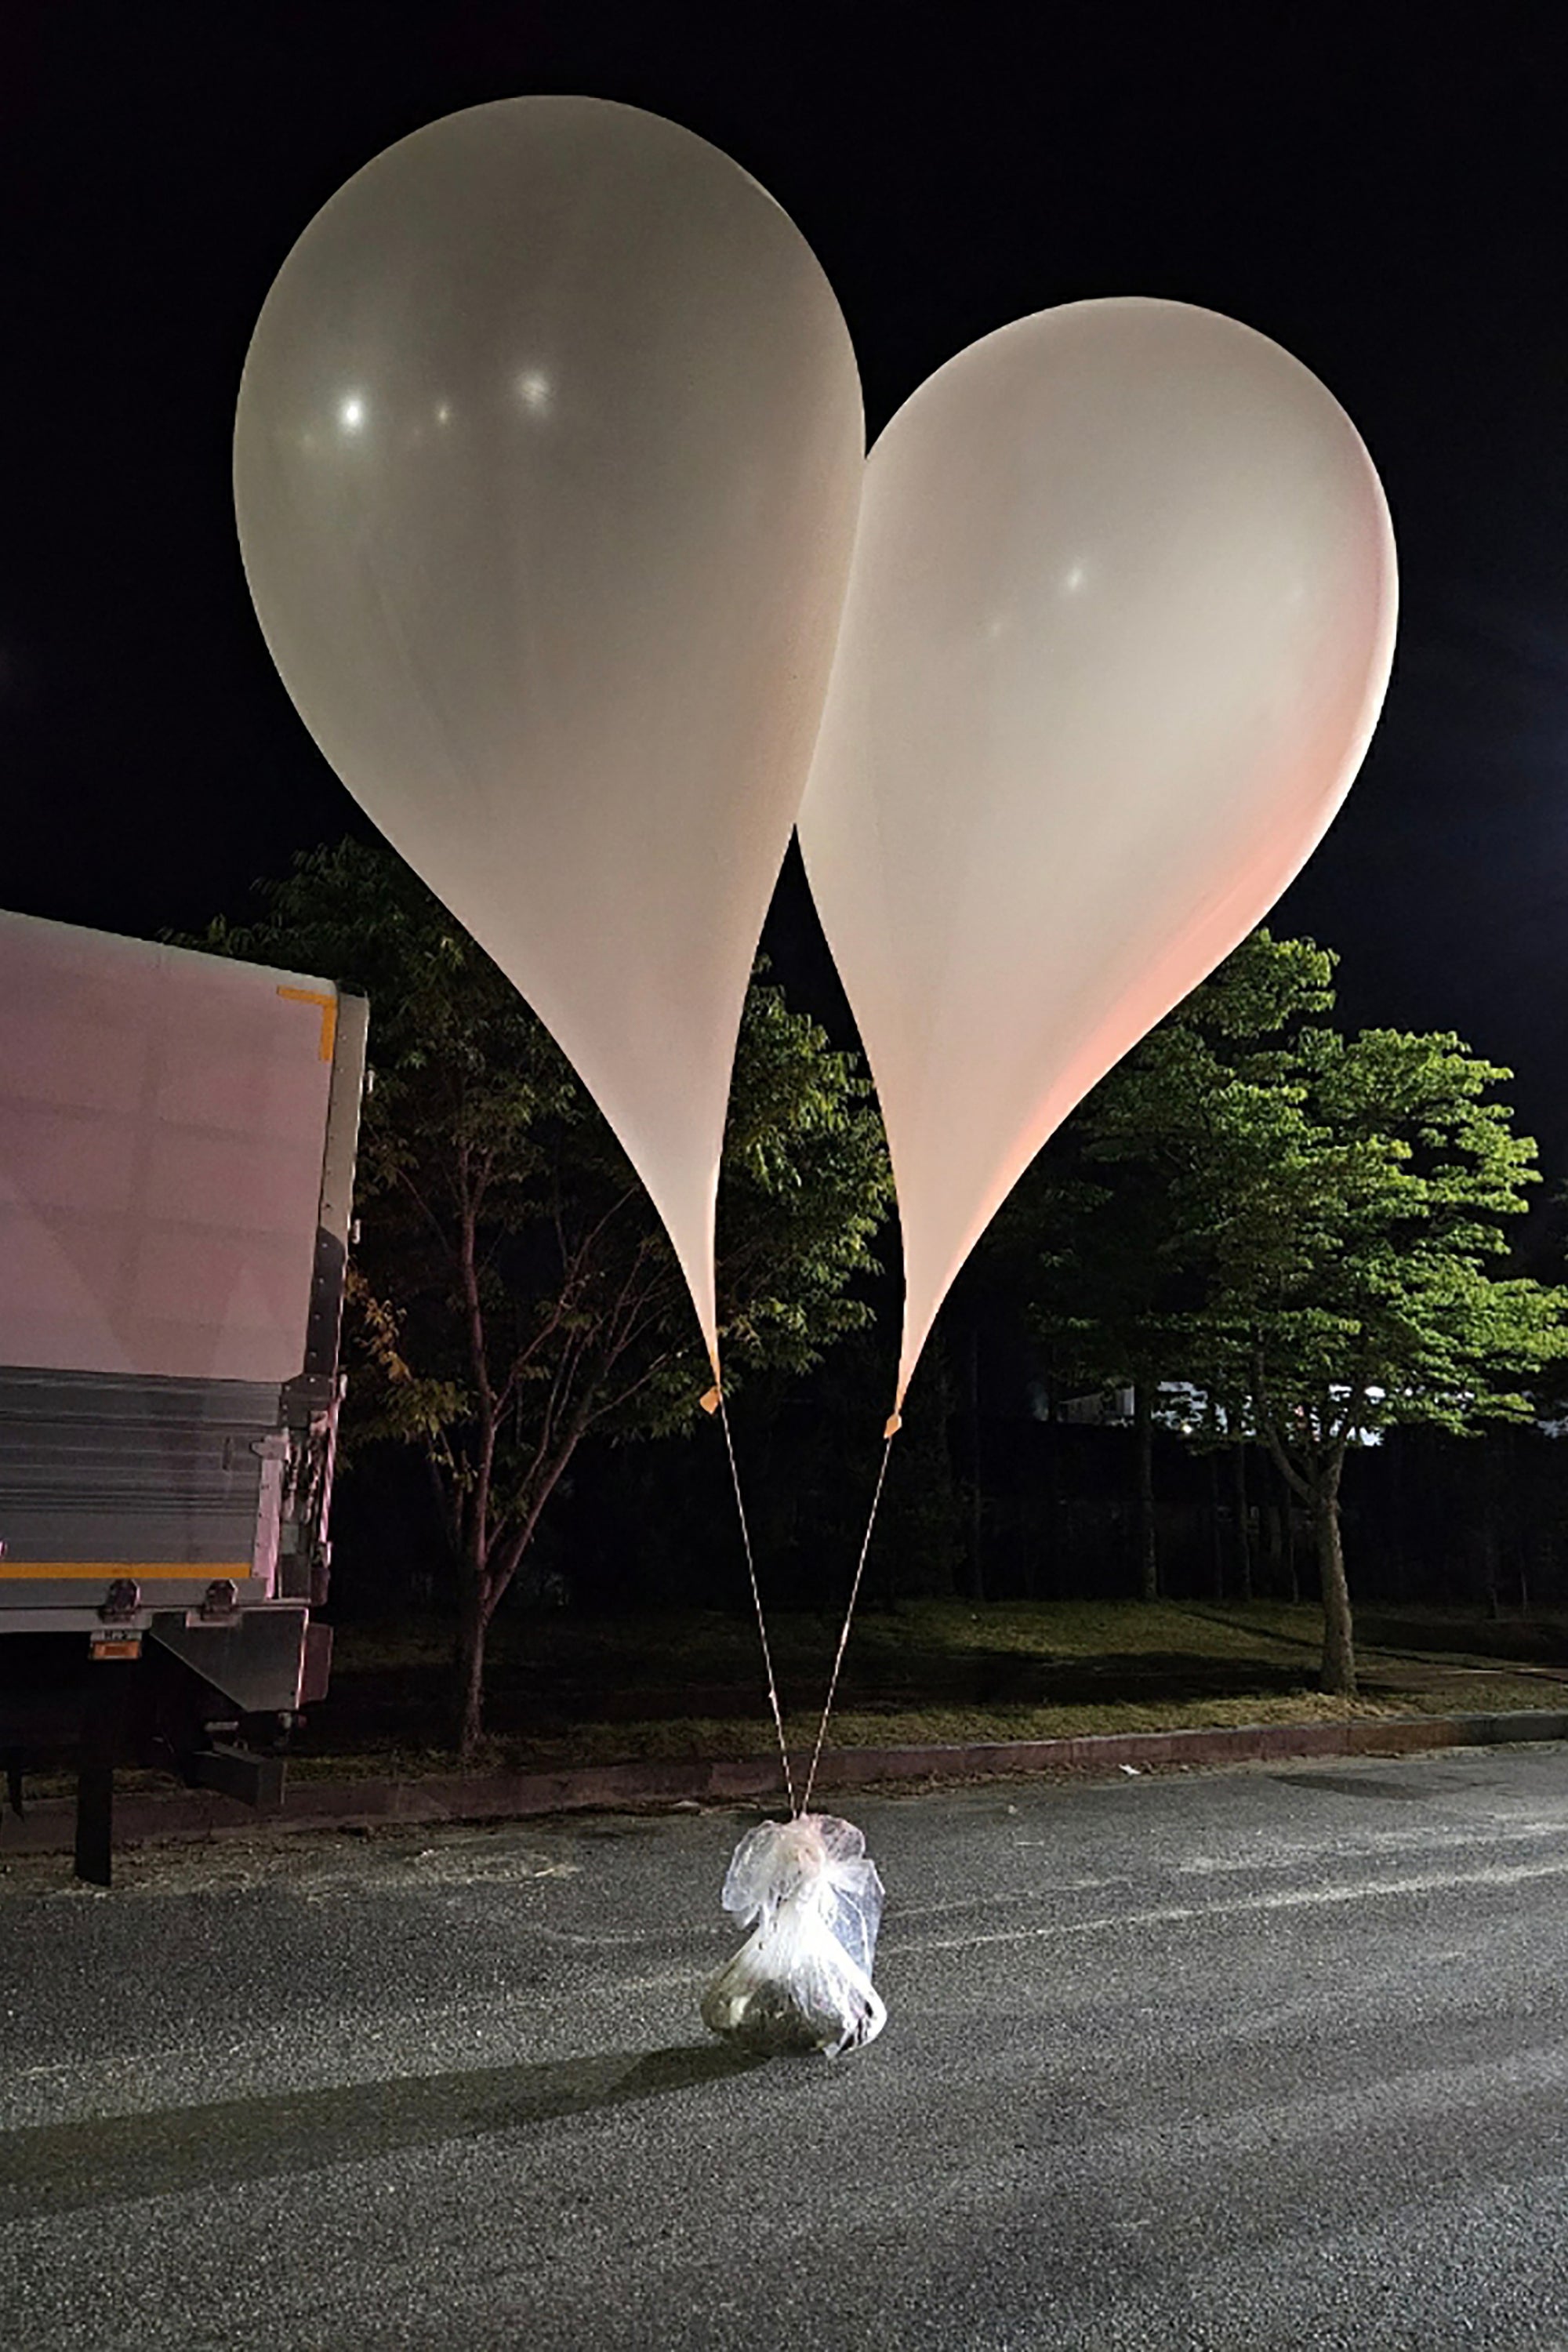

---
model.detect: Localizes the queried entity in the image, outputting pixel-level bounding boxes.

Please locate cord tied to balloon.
[712,1374,900,1821]
[713,1386,796,1817]
[798,1417,898,1817]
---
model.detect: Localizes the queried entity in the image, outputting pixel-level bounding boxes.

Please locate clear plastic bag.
[700,1813,887,2057]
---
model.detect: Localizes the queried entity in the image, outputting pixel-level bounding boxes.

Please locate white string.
[716,1392,797,1816]
[800,1430,896,1817]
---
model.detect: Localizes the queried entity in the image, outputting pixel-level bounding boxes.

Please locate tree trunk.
[1133,1383,1159,1602]
[1207,1451,1225,1602]
[445,1429,581,1759]
[1316,1459,1356,1697]
[1233,1442,1253,1604]
[453,1572,489,1761]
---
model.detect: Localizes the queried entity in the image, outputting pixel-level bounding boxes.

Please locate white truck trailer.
[0,907,366,1876]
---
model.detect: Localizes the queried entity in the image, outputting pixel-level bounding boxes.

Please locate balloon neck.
[883,1412,902,1441]
[700,1385,722,1417]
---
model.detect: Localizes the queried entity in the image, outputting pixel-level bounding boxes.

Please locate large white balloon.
[235,97,863,1375]
[797,298,1397,1414]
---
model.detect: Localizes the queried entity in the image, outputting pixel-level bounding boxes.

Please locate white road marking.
[1176,1813,1568,1873]
[899,1853,1568,1957]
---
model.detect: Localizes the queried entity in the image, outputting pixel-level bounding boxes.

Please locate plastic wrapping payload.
[700,1813,887,2057]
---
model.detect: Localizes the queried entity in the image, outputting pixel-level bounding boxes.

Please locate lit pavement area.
[3,1748,1568,2350]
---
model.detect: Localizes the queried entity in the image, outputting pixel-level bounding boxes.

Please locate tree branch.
[1251,1338,1313,1502]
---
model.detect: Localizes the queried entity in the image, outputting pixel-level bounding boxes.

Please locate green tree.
[194,839,892,1755]
[1009,933,1568,1693]
[1203,1021,1567,1694]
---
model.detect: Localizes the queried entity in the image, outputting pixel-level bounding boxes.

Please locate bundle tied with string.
[702,1396,895,2056]
[701,1813,887,2057]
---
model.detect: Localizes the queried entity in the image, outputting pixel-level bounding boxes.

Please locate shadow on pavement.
[1269,1770,1430,1802]
[0,2041,769,2218]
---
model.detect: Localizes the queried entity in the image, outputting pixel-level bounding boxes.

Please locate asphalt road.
[3,1746,1568,2351]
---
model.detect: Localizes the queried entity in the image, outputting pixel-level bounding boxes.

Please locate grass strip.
[288,1599,1566,1780]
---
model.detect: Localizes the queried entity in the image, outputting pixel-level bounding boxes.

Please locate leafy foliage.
[997,930,1568,1689]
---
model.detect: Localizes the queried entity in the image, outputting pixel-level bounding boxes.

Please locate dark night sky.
[6,5,1567,1160]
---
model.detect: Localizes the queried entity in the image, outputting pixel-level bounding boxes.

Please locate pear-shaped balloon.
[797,297,1397,1414]
[235,96,863,1377]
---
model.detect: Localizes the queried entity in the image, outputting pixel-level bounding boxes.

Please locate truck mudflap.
[302,1619,332,1705]
[146,1601,310,1715]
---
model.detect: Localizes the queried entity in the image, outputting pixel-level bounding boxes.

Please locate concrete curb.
[4,1708,1568,1858]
